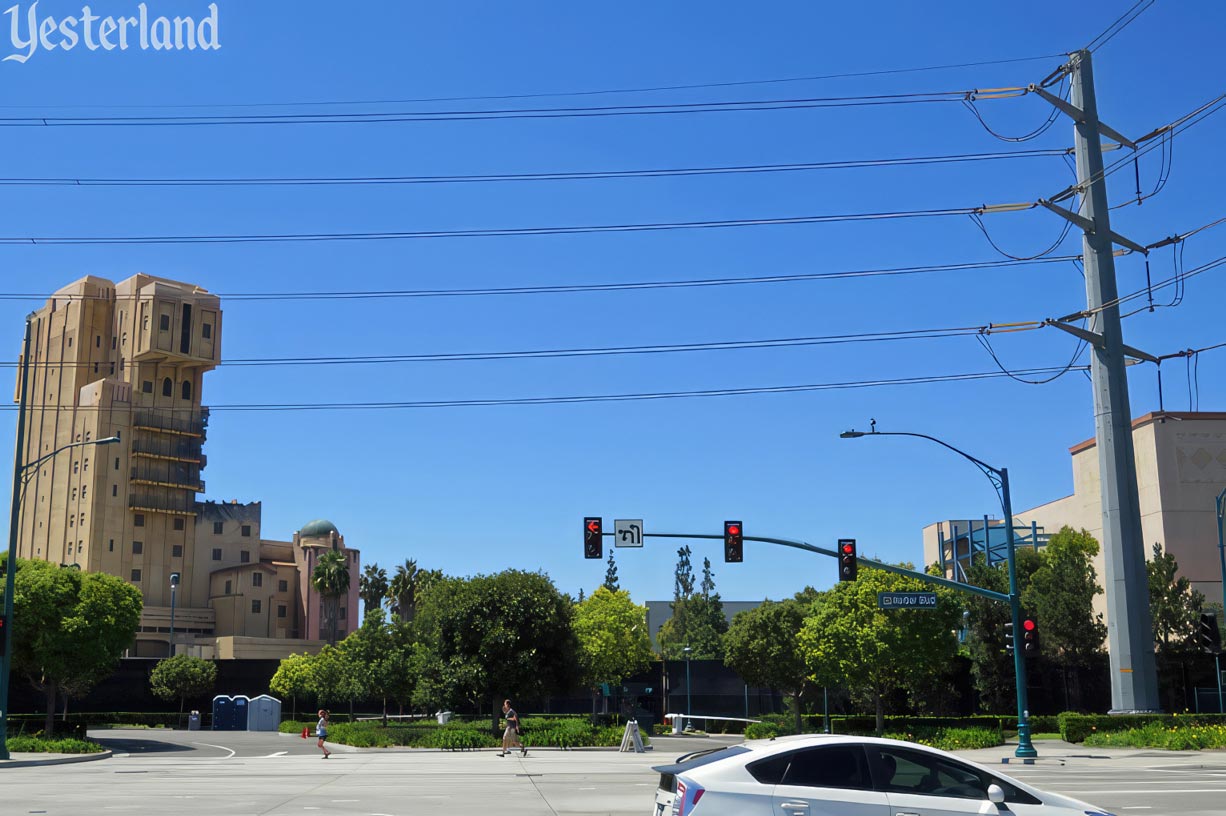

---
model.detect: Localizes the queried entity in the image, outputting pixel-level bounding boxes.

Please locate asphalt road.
[1,731,1225,815]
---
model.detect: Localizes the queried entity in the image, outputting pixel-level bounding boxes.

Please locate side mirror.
[987,783,1006,804]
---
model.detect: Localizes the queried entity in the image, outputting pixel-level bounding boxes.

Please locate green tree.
[412,570,579,731]
[573,587,652,704]
[344,611,419,724]
[269,652,316,721]
[10,560,143,733]
[800,566,960,735]
[724,599,809,734]
[1022,526,1106,710]
[312,549,351,645]
[659,554,727,660]
[387,560,443,623]
[603,550,619,592]
[359,563,389,619]
[310,643,361,711]
[959,548,1042,714]
[1148,541,1207,711]
[150,655,218,725]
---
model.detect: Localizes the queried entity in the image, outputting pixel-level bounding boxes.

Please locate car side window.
[869,747,986,799]
[747,754,790,785]
[779,746,871,790]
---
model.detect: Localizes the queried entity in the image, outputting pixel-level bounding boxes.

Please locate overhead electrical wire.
[1086,0,1158,52]
[0,52,1067,109]
[0,146,1072,188]
[0,366,1090,412]
[0,88,1009,127]
[0,256,1081,303]
[0,205,1007,245]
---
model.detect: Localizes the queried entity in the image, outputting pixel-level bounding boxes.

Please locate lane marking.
[190,741,236,759]
[265,751,289,758]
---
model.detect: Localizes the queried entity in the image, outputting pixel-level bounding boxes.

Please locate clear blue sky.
[1,1,1223,604]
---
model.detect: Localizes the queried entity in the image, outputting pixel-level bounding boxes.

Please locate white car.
[651,734,1116,816]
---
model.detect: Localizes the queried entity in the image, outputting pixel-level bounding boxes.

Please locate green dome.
[300,519,339,538]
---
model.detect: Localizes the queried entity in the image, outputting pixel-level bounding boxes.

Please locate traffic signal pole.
[1001,468,1037,757]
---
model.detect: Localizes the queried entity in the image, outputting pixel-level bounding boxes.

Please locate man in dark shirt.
[498,699,526,757]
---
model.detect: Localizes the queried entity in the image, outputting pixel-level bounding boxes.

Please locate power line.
[0,256,1080,303]
[0,88,1002,128]
[0,205,1002,245]
[0,366,1089,412]
[1086,0,1157,52]
[0,147,1070,188]
[0,53,1066,110]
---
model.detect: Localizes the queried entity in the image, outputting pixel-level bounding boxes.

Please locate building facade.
[923,411,1226,620]
[14,275,359,658]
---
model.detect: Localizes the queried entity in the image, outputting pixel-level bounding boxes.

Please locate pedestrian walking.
[316,709,332,759]
[497,699,526,757]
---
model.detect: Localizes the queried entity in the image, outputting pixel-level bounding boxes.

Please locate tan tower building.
[16,274,360,659]
[16,275,220,655]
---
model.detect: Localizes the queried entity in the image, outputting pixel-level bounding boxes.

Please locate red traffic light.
[586,520,600,533]
[841,543,854,554]
[727,525,740,536]
[1023,619,1036,631]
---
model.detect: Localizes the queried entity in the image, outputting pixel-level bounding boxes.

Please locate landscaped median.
[4,735,106,754]
[278,715,645,750]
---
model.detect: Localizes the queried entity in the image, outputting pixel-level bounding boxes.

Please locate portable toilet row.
[211,694,281,731]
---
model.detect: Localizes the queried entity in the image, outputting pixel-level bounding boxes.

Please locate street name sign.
[877,592,938,609]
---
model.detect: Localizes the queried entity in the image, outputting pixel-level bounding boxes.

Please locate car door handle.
[896,812,921,816]
[780,803,809,812]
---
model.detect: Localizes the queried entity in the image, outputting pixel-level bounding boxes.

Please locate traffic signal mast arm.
[615,531,1010,604]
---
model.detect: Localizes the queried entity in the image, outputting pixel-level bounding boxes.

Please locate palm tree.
[312,550,351,645]
[359,563,389,619]
[387,559,419,622]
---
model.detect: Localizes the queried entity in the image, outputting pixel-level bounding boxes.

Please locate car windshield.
[652,746,751,775]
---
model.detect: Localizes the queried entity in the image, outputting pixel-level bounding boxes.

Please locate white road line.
[190,741,236,759]
[264,751,289,758]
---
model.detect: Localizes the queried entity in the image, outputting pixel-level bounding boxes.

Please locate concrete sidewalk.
[0,749,112,769]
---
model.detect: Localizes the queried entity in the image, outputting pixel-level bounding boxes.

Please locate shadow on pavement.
[92,735,198,754]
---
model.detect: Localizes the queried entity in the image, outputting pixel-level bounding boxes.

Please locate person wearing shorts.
[316,709,331,759]
[498,699,526,757]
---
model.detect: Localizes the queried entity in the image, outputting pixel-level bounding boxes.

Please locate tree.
[412,570,579,731]
[269,652,316,721]
[359,563,389,619]
[1148,541,1207,710]
[344,611,419,724]
[387,560,442,623]
[957,548,1041,714]
[310,643,361,711]
[603,550,619,592]
[800,566,960,735]
[658,553,727,660]
[1022,526,1107,710]
[573,587,652,709]
[150,655,217,725]
[10,560,143,733]
[312,549,351,645]
[724,599,809,734]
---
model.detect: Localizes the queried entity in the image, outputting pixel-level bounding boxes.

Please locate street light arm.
[19,436,121,480]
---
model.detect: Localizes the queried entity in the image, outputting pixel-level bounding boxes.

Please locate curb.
[0,750,113,769]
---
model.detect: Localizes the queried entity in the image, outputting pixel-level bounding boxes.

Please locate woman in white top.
[316,709,331,759]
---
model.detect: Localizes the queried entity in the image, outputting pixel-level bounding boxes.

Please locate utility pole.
[1036,49,1160,712]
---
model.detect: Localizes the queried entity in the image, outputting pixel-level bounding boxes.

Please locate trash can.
[436,711,453,725]
[188,711,201,731]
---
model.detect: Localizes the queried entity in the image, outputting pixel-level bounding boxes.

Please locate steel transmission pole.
[1068,49,1160,712]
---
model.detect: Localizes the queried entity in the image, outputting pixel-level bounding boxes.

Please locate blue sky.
[1,0,1223,605]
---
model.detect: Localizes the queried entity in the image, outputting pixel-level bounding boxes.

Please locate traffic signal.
[0,614,7,652]
[1004,621,1014,652]
[1021,617,1040,657]
[1198,613,1222,655]
[724,521,743,563]
[837,539,857,582]
[583,517,603,560]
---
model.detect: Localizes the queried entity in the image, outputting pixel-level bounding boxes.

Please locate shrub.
[745,722,780,740]
[1060,712,1226,743]
[6,735,105,754]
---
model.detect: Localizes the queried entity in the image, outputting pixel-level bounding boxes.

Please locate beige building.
[14,274,359,658]
[924,411,1226,618]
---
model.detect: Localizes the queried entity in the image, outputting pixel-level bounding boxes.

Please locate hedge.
[5,735,105,754]
[279,715,643,750]
[1059,712,1226,743]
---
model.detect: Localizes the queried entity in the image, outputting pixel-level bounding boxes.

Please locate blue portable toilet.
[212,695,252,731]
[247,695,281,732]
[211,695,237,730]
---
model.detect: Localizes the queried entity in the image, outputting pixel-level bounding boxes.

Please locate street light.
[1,314,122,760]
[840,422,1037,759]
[169,572,182,657]
[683,645,692,733]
